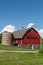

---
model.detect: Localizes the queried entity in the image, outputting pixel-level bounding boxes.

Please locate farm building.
[2,27,41,49]
[2,31,12,45]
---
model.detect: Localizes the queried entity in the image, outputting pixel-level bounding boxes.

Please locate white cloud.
[38,29,43,38]
[1,23,43,39]
[26,23,43,38]
[26,23,34,28]
[1,25,17,33]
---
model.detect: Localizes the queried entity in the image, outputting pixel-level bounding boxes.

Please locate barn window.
[27,36,37,39]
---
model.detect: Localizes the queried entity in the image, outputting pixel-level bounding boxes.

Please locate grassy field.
[0,44,39,51]
[0,44,29,51]
[0,40,43,65]
[0,52,43,65]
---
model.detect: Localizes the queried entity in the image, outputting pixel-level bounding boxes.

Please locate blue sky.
[0,0,43,31]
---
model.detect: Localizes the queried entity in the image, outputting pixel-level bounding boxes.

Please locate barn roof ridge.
[12,27,35,39]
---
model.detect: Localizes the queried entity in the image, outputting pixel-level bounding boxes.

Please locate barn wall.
[19,44,40,49]
[18,39,21,44]
[22,29,40,44]
[17,28,40,45]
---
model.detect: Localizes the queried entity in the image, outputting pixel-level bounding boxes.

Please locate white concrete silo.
[2,31,12,45]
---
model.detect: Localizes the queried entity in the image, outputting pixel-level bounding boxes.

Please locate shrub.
[39,49,43,54]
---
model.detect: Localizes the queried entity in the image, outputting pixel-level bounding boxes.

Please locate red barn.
[13,27,41,49]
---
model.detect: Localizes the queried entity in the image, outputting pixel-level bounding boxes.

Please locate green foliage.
[0,34,2,43]
[39,49,43,54]
[39,39,43,54]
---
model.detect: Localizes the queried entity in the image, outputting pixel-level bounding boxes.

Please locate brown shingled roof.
[12,27,40,39]
[13,28,30,39]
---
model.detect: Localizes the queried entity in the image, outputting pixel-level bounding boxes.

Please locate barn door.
[32,44,34,50]
[29,44,34,49]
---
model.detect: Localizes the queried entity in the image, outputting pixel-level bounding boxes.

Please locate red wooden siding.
[18,28,41,44]
[18,39,21,44]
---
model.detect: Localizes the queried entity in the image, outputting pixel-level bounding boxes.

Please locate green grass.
[39,39,43,53]
[0,52,43,65]
[0,44,38,51]
[0,44,30,51]
[0,39,43,65]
